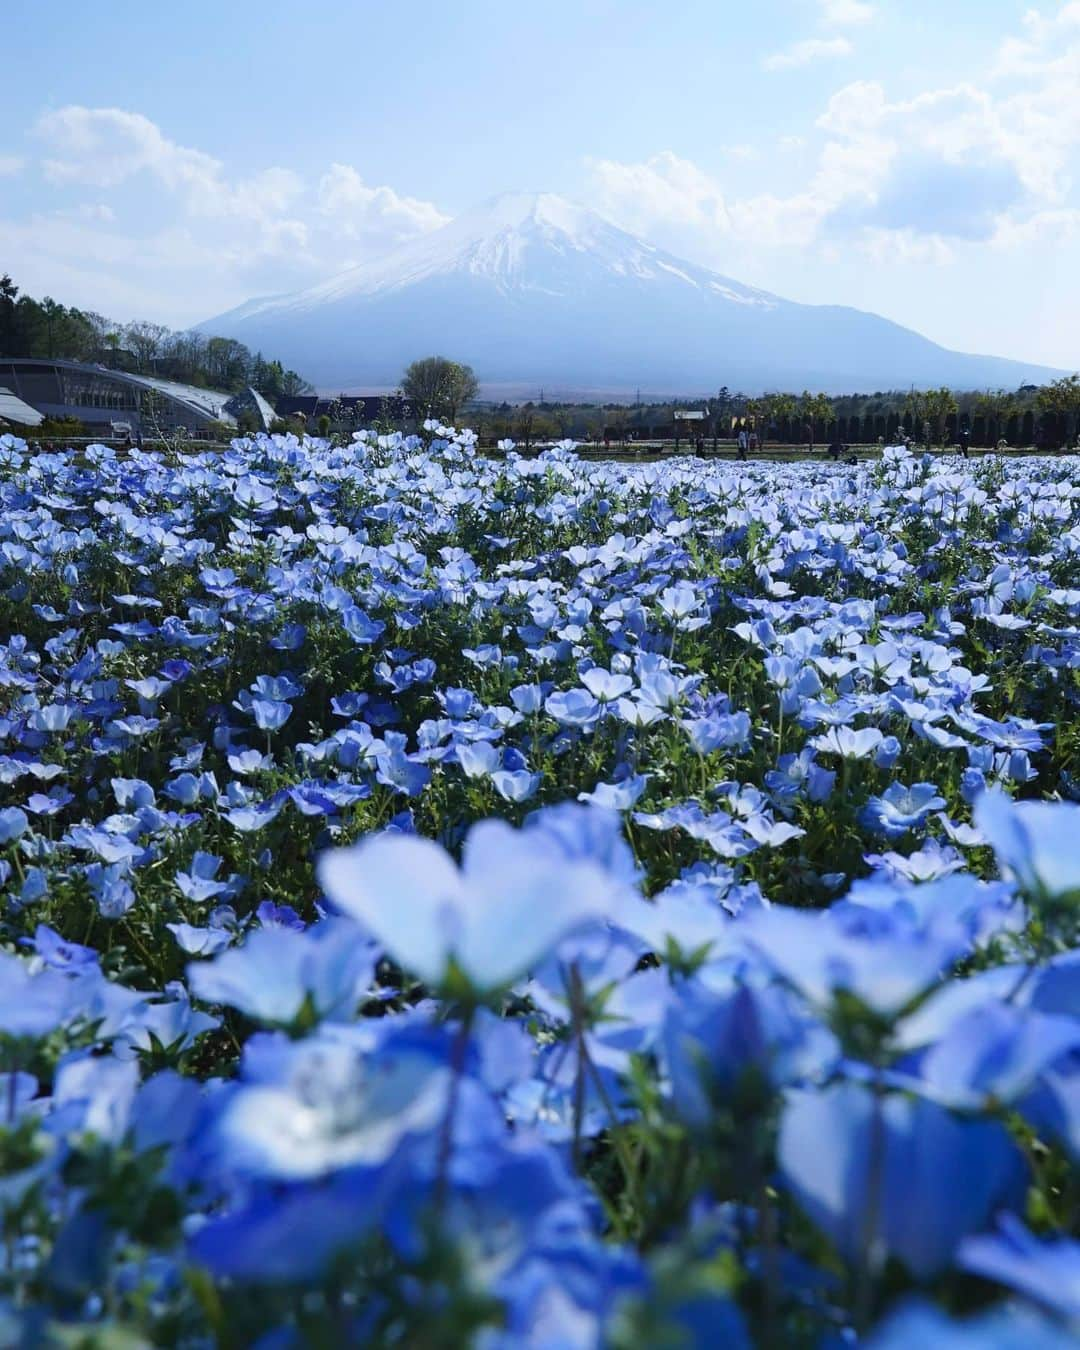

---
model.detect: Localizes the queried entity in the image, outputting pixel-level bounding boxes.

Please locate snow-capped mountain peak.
[229,192,777,320]
[202,192,1063,395]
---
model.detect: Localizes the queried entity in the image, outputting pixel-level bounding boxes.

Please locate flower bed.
[0,427,1077,1345]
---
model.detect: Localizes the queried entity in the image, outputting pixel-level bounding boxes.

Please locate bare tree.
[401,356,479,424]
[125,321,171,372]
[513,404,537,451]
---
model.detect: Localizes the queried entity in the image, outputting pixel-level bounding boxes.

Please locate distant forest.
[0,274,313,400]
[469,375,1080,450]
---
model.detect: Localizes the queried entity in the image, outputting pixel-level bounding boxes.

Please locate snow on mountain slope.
[202,192,1062,394]
[230,193,780,315]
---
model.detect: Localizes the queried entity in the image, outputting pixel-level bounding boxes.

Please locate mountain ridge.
[201,192,1064,394]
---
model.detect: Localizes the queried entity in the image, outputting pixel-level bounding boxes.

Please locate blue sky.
[2,0,1078,369]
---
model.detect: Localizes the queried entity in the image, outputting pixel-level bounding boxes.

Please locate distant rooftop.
[0,386,44,428]
[0,359,276,432]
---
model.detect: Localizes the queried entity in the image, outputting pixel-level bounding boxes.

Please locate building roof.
[0,387,44,428]
[247,387,277,429]
[0,359,276,431]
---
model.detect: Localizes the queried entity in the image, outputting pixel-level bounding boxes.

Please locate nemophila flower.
[544,687,601,728]
[188,920,374,1027]
[14,867,46,906]
[256,900,305,930]
[524,801,642,891]
[225,793,287,832]
[958,1216,1080,1326]
[860,782,946,838]
[24,788,73,816]
[318,810,618,996]
[48,1052,139,1145]
[373,736,431,797]
[810,725,883,759]
[961,766,988,805]
[227,747,272,775]
[168,922,234,957]
[162,772,203,806]
[26,924,98,974]
[491,769,541,803]
[174,852,227,904]
[249,698,292,733]
[732,616,778,650]
[578,774,648,811]
[28,703,74,733]
[866,1299,1076,1349]
[779,1082,1025,1278]
[125,675,172,707]
[107,715,160,740]
[683,712,752,755]
[614,695,665,728]
[252,673,303,702]
[463,643,503,668]
[84,861,136,918]
[964,714,1052,754]
[441,686,477,719]
[874,734,902,769]
[975,790,1080,899]
[204,1023,460,1183]
[903,1002,1080,1112]
[864,839,966,883]
[741,907,967,1017]
[636,661,699,710]
[168,743,204,771]
[109,980,219,1060]
[188,1166,388,1284]
[663,981,837,1128]
[740,813,805,848]
[658,582,707,629]
[580,667,633,702]
[0,807,28,843]
[766,748,836,805]
[510,683,545,715]
[457,740,501,779]
[341,604,385,646]
[0,950,77,1039]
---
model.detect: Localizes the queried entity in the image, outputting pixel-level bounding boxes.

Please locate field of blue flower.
[0,425,1078,1347]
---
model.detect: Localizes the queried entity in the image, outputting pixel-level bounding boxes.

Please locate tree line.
[0,274,313,400]
[456,379,1080,449]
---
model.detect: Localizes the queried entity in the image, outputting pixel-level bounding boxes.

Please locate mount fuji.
[202,192,1061,396]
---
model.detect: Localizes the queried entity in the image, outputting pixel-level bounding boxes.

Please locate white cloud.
[12,107,450,326]
[57,203,116,223]
[586,151,733,234]
[818,0,874,25]
[589,3,1080,274]
[38,106,222,195]
[317,164,450,244]
[33,108,449,257]
[991,206,1080,248]
[588,151,824,248]
[35,107,310,225]
[856,228,954,265]
[763,37,853,70]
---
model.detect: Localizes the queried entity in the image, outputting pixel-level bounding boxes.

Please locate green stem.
[433,1004,475,1216]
